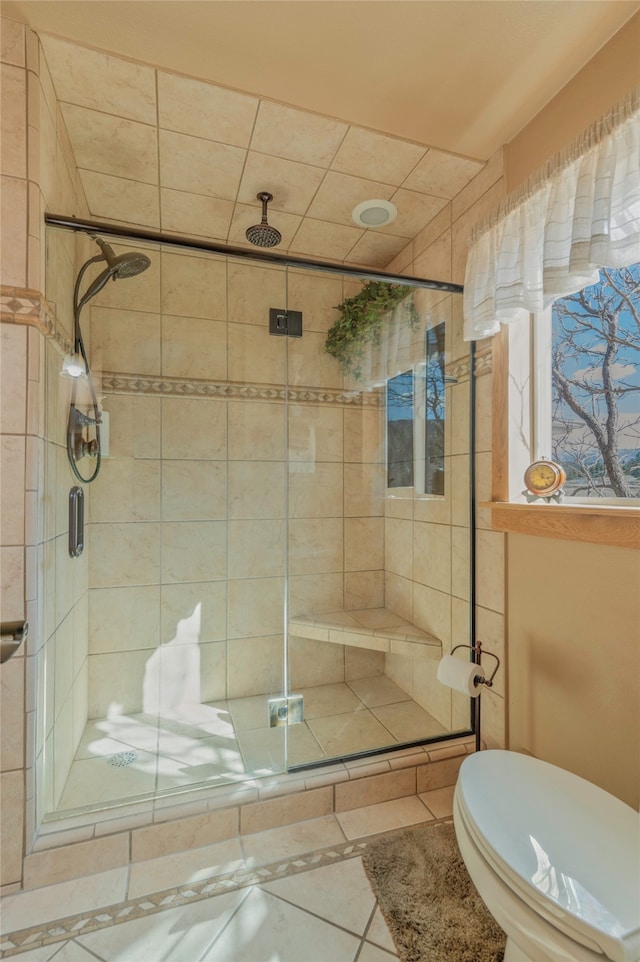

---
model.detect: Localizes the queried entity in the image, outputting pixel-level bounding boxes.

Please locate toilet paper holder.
[451,641,500,689]
[451,641,500,752]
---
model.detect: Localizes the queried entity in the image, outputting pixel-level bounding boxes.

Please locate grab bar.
[1,621,28,664]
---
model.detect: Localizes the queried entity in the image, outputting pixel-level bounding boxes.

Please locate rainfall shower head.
[245,192,282,248]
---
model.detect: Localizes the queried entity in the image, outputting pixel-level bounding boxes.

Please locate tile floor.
[56,677,448,813]
[2,790,456,961]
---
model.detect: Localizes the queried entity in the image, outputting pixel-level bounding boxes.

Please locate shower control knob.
[85,438,99,458]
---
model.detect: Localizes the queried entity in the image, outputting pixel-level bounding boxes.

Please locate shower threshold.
[51,675,449,817]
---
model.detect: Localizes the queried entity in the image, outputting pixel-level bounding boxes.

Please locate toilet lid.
[456,751,640,962]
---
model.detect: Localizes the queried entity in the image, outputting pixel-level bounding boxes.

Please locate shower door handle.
[69,485,85,558]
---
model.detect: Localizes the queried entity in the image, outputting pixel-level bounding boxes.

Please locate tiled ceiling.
[14,0,636,270]
[40,34,485,269]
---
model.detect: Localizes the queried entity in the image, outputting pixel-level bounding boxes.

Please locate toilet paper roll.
[436,655,485,697]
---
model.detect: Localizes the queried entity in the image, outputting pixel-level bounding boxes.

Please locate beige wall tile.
[161,580,226,644]
[161,520,227,583]
[89,458,160,523]
[333,126,425,185]
[228,401,286,461]
[0,175,27,287]
[251,101,347,167]
[160,188,233,239]
[288,636,345,689]
[413,521,451,593]
[228,460,286,519]
[0,771,24,885]
[287,271,343,334]
[163,315,228,381]
[344,646,385,680]
[474,372,493,453]
[1,64,27,179]
[162,397,226,460]
[0,545,24,622]
[239,152,326,215]
[102,395,160,460]
[23,833,129,889]
[288,330,343,389]
[290,218,364,261]
[384,517,413,580]
[241,785,332,834]
[226,634,283,698]
[1,18,25,66]
[288,571,343,616]
[288,462,343,518]
[41,35,156,123]
[161,249,226,319]
[416,754,464,792]
[308,170,394,224]
[1,655,24,772]
[89,522,160,588]
[1,435,25,545]
[89,586,160,653]
[475,529,505,614]
[344,463,384,517]
[132,806,237,861]
[88,648,154,716]
[197,639,227,701]
[451,146,504,222]
[227,577,284,639]
[289,405,343,463]
[344,406,383,464]
[228,262,286,326]
[413,583,451,645]
[158,69,257,145]
[80,169,160,228]
[335,768,415,812]
[89,307,160,376]
[61,103,158,182]
[228,519,286,579]
[345,518,384,572]
[162,461,226,521]
[404,150,483,199]
[289,518,343,575]
[228,320,285,384]
[344,570,384,610]
[160,126,245,199]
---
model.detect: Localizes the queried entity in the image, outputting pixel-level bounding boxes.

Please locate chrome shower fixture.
[65,234,152,486]
[245,192,282,248]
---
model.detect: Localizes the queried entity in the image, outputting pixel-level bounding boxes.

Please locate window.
[534,264,640,502]
[385,321,447,495]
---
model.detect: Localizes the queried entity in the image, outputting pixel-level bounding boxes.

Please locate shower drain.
[107,750,137,768]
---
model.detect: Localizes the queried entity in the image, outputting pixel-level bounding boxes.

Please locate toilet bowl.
[453,750,640,962]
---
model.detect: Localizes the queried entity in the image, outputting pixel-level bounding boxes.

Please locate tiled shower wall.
[1,15,507,894]
[1,17,90,885]
[79,249,386,717]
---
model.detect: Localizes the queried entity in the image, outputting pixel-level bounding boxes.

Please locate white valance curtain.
[463,90,640,341]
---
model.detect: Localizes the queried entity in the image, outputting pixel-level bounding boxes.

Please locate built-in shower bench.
[288,607,442,658]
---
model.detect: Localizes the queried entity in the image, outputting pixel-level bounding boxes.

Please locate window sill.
[481,501,640,548]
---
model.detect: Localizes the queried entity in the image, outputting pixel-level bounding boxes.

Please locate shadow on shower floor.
[55,676,448,813]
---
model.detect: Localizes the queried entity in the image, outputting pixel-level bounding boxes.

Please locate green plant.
[325,280,418,378]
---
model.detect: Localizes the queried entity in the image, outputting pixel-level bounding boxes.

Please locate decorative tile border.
[101,373,383,407]
[0,820,448,957]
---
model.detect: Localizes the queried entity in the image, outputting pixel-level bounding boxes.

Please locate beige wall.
[506,11,640,190]
[504,22,640,808]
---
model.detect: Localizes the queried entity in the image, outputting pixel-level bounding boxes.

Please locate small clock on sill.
[523,458,566,503]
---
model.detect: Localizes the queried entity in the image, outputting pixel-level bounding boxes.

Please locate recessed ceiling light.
[352,199,398,227]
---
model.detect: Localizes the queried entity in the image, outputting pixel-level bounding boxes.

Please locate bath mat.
[362,821,506,962]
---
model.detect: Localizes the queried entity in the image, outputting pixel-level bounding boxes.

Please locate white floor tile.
[127,837,245,899]
[1,868,128,933]
[48,942,101,962]
[418,784,455,819]
[241,815,345,867]
[76,888,249,962]
[260,856,375,934]
[366,906,397,953]
[357,941,398,961]
[200,886,361,962]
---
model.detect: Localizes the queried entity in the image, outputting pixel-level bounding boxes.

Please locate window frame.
[485,326,640,548]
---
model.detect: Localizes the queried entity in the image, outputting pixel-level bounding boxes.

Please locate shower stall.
[38,220,474,824]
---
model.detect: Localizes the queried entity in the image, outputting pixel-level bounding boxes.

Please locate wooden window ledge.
[481,501,640,549]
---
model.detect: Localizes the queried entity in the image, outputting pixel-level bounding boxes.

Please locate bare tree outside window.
[552,264,640,497]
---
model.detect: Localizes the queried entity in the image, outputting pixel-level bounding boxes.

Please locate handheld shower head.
[76,236,151,311]
[246,192,282,248]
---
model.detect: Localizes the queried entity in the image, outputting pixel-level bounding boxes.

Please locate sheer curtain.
[463,90,640,341]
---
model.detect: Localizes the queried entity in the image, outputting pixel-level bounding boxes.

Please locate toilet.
[453,750,640,962]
